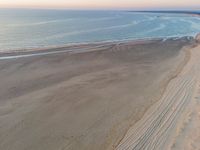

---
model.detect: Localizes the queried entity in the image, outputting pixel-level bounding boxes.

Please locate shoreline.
[0,36,195,59]
[127,10,200,16]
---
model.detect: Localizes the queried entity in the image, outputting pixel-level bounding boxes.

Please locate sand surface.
[0,38,195,150]
[116,43,200,150]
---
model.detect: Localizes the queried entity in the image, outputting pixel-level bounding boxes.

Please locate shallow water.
[0,9,200,51]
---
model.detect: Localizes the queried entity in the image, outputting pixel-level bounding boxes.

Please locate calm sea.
[0,9,200,51]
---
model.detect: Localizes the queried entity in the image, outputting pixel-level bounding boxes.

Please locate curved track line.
[116,45,200,150]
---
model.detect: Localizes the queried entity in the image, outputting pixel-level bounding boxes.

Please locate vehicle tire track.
[116,46,198,150]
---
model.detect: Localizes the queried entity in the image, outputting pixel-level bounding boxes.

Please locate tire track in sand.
[116,45,200,150]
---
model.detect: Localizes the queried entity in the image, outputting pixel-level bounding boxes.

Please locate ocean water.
[0,9,200,51]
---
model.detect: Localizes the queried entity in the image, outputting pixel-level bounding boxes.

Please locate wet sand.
[0,37,195,150]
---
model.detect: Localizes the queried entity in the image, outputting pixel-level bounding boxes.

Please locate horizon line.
[0,6,199,11]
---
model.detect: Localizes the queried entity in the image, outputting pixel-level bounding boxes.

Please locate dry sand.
[116,42,200,150]
[0,37,195,150]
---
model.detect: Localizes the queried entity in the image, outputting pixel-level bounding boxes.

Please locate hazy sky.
[0,0,200,9]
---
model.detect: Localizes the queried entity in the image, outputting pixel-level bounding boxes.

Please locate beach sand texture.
[0,38,195,150]
[117,42,200,150]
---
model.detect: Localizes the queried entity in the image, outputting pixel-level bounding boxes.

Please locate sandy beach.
[0,37,197,150]
[117,36,200,150]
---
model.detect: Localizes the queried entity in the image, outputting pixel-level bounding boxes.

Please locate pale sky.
[0,0,200,9]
